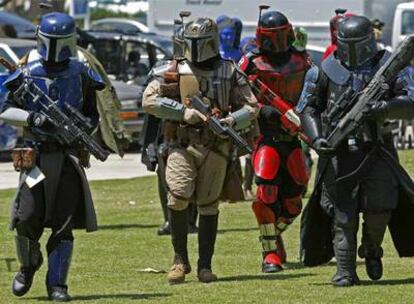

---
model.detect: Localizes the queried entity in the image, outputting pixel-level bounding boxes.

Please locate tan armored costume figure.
[143,17,257,284]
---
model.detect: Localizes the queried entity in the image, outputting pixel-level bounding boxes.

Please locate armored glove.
[183,108,203,125]
[260,105,300,134]
[312,137,335,156]
[280,109,301,134]
[220,115,235,127]
[367,100,388,121]
[27,112,47,128]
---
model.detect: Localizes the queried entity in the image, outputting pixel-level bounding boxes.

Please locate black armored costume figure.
[298,15,414,287]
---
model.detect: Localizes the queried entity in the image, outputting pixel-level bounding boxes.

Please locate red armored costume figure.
[239,7,310,273]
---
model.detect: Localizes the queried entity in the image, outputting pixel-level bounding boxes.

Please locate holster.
[11,148,37,172]
[163,121,178,141]
[220,153,245,202]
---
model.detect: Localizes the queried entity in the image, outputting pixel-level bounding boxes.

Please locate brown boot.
[168,263,186,284]
[197,268,218,283]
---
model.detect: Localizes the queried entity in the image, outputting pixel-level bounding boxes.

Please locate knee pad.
[256,184,278,205]
[254,145,280,180]
[287,148,309,186]
[252,201,276,225]
[282,196,303,218]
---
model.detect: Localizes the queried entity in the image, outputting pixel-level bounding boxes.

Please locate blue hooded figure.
[217,16,242,61]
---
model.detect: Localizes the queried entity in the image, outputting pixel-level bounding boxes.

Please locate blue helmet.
[37,12,77,64]
[232,17,243,48]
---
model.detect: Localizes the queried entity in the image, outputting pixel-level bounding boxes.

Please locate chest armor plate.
[178,60,234,111]
[252,53,308,105]
[24,60,84,112]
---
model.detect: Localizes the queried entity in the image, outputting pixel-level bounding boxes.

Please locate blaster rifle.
[327,35,414,148]
[190,94,253,154]
[16,79,110,161]
[248,76,311,145]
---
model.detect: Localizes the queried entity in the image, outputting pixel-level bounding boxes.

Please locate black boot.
[12,236,43,297]
[46,240,73,302]
[169,209,191,273]
[197,214,219,283]
[332,222,359,287]
[157,221,171,236]
[157,163,170,236]
[359,212,390,281]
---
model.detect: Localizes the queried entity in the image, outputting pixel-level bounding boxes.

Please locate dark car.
[80,31,173,144]
[0,11,36,39]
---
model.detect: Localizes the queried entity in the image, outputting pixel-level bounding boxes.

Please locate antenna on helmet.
[258,5,270,26]
[335,8,347,16]
[179,11,191,26]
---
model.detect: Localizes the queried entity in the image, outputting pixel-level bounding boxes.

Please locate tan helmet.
[183,18,219,63]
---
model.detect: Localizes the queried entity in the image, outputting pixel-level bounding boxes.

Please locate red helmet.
[256,10,295,53]
[329,9,356,45]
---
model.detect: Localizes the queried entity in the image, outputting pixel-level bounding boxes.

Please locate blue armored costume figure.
[0,13,105,301]
[217,16,242,62]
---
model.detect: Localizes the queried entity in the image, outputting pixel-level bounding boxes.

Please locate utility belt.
[11,142,90,171]
[162,119,229,147]
[176,124,229,147]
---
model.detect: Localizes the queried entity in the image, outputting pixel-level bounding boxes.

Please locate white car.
[89,0,148,15]
[90,18,149,35]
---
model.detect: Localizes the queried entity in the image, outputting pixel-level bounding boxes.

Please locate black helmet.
[336,15,378,68]
[256,11,295,53]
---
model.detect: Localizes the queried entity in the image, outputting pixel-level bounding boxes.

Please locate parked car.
[81,31,173,144]
[90,18,149,35]
[0,11,36,39]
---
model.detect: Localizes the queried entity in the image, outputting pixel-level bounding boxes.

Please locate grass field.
[1,151,414,304]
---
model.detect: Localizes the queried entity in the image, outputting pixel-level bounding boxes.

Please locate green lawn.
[1,151,414,303]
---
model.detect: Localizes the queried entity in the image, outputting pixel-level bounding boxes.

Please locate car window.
[402,11,414,35]
[0,47,15,73]
[125,41,150,78]
[91,23,121,33]
[118,23,140,35]
[91,22,139,35]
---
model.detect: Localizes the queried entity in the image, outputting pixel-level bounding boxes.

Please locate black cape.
[300,144,414,266]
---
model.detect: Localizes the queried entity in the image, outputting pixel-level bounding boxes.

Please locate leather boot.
[197,214,219,283]
[46,240,73,302]
[12,236,43,297]
[168,209,190,284]
[157,221,171,236]
[332,222,359,287]
[359,212,390,281]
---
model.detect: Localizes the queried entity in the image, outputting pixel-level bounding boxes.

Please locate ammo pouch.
[220,155,244,202]
[11,148,37,172]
